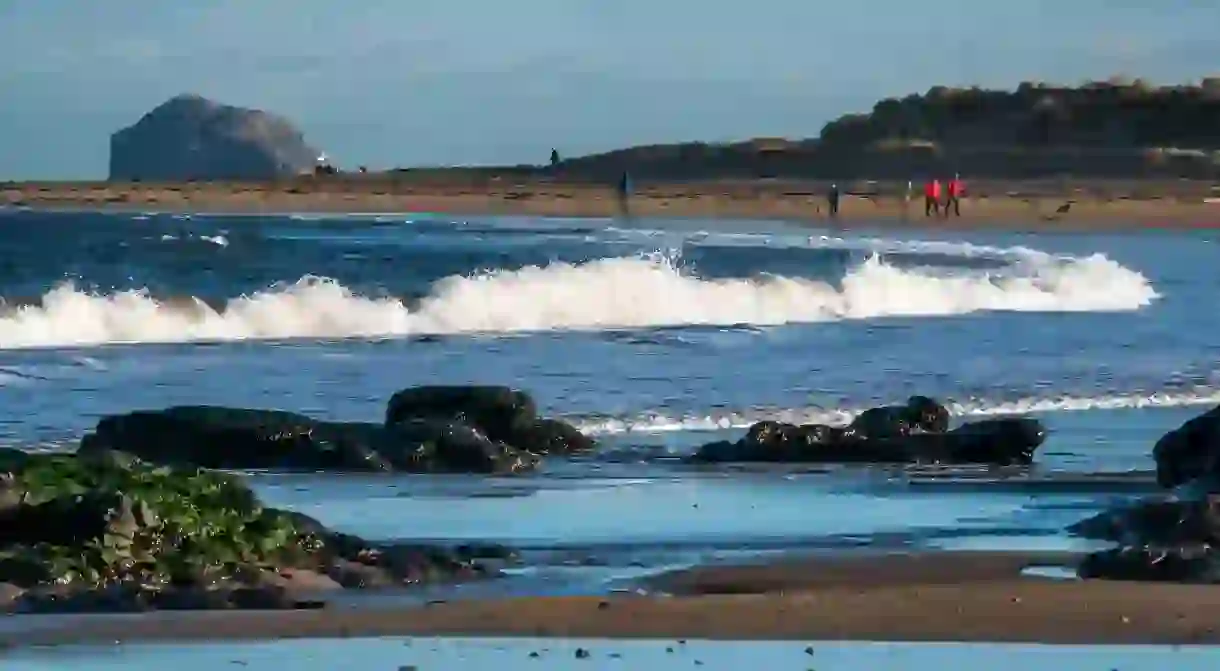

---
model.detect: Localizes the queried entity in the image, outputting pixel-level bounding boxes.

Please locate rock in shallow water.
[686,396,1045,466]
[0,448,509,613]
[1072,404,1220,583]
[1153,404,1220,489]
[76,385,592,474]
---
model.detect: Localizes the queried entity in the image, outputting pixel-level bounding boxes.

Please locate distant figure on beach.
[903,180,913,219]
[945,174,964,217]
[827,183,841,218]
[924,179,942,217]
[550,148,560,168]
[617,170,633,217]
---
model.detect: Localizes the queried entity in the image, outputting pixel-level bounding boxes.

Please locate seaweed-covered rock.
[686,404,1044,466]
[0,451,507,612]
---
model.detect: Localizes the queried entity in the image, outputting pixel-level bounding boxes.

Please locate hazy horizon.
[2,1,1219,180]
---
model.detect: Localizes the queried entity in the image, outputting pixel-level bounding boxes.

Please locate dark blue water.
[1,207,1218,589]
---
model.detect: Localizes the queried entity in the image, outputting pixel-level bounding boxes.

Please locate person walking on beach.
[945,173,964,218]
[827,183,841,218]
[924,178,942,217]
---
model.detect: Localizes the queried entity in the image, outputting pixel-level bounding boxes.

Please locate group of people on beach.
[612,168,967,221]
[919,174,966,218]
[824,175,965,219]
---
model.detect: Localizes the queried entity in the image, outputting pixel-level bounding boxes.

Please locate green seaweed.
[0,449,327,590]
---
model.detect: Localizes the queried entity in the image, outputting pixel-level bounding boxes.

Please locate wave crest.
[0,241,1158,349]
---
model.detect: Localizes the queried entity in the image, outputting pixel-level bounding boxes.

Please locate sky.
[1,1,1219,179]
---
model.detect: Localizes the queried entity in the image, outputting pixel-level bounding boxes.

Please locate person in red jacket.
[924,179,941,217]
[946,174,965,217]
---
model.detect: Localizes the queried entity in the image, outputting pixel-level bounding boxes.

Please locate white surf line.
[569,390,1220,435]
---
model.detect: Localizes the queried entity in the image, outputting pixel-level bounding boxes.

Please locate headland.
[6,78,1220,230]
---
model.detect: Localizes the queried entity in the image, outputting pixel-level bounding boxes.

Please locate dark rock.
[386,385,538,439]
[686,405,1043,465]
[80,406,323,470]
[1152,405,1220,489]
[687,421,851,463]
[375,418,538,474]
[512,418,597,455]
[1068,495,1220,547]
[109,94,319,181]
[1078,545,1220,583]
[77,407,544,474]
[385,385,594,456]
[1068,403,1220,583]
[845,396,950,439]
[934,417,1046,465]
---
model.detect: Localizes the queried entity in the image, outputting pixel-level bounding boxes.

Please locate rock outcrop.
[686,396,1046,466]
[77,385,594,474]
[1071,404,1220,582]
[108,94,319,181]
[0,448,510,613]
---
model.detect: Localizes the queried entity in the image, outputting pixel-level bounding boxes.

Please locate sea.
[2,207,1220,668]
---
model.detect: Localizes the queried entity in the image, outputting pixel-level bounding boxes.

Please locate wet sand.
[4,179,1220,230]
[8,551,1220,647]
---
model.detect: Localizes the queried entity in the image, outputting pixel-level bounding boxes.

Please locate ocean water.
[1,208,1218,661]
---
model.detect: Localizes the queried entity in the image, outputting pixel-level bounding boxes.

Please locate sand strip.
[6,551,1220,646]
[5,180,1220,230]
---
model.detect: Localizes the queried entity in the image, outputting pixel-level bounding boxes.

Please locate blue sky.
[1,1,1219,179]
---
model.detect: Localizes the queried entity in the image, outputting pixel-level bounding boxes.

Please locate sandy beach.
[6,552,1220,647]
[4,179,1220,230]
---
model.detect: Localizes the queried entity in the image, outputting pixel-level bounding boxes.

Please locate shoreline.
[5,179,1220,230]
[6,551,1220,647]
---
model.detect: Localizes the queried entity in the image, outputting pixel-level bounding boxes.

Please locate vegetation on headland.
[531,77,1220,181]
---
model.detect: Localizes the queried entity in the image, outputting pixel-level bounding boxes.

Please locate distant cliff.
[497,79,1220,181]
[109,94,320,181]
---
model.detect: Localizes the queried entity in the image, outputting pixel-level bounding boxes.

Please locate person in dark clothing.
[617,170,633,217]
[827,183,841,218]
[550,148,560,168]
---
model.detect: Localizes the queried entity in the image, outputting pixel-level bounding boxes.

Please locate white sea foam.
[569,390,1220,435]
[0,236,1158,349]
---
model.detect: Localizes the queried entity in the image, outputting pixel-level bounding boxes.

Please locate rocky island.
[108,94,321,181]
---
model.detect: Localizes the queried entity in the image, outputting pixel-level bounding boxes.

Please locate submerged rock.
[686,397,1044,466]
[0,450,507,613]
[77,386,592,473]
